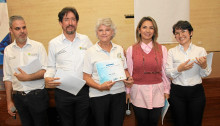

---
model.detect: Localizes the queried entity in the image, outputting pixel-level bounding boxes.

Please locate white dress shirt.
[165,43,212,86]
[44,33,93,80]
[83,42,127,97]
[3,38,47,91]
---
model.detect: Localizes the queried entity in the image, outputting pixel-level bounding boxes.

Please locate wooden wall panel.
[7,0,134,50]
[7,0,220,51]
[190,0,220,51]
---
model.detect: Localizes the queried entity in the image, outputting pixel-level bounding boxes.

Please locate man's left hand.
[14,68,31,81]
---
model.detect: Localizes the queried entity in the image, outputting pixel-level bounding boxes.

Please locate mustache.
[67,25,75,28]
[19,33,26,36]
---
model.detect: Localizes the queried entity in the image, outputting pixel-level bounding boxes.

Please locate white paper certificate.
[96,59,126,84]
[55,69,86,95]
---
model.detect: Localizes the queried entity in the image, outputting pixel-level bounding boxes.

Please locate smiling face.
[174,29,193,46]
[59,11,78,35]
[138,20,154,43]
[97,24,114,43]
[10,19,28,44]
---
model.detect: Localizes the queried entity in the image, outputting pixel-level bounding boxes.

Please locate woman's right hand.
[99,81,116,91]
[177,59,194,72]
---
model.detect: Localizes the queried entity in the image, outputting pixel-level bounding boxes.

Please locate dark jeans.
[13,88,49,126]
[90,92,126,126]
[133,105,162,126]
[54,85,90,126]
[169,83,206,126]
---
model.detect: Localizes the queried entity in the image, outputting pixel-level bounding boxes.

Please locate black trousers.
[13,89,49,126]
[133,105,162,126]
[55,85,90,126]
[169,83,206,126]
[90,92,126,126]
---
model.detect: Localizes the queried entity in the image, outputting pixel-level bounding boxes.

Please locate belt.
[144,71,161,74]
[12,89,43,96]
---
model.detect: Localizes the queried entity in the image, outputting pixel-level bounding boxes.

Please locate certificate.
[96,59,126,84]
[14,59,44,89]
[14,58,42,74]
[55,69,86,95]
[185,52,213,78]
[161,99,170,125]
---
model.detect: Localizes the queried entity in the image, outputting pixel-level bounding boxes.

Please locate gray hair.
[9,15,25,28]
[95,18,116,40]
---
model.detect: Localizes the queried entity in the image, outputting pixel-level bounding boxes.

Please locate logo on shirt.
[57,50,66,55]
[117,53,122,59]
[117,53,125,66]
[79,47,87,50]
[28,53,38,56]
[8,56,16,60]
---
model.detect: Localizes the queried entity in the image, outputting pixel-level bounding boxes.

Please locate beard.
[17,37,27,43]
[16,33,27,43]
[65,25,76,35]
[66,30,75,35]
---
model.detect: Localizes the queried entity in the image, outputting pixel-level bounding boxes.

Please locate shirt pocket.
[8,55,17,67]
[56,47,73,65]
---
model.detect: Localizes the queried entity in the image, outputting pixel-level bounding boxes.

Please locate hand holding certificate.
[54,69,86,95]
[14,59,42,74]
[96,59,126,84]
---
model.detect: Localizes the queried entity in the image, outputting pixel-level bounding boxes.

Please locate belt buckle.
[21,91,26,96]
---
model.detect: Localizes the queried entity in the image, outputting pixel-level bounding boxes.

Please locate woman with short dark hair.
[166,20,212,126]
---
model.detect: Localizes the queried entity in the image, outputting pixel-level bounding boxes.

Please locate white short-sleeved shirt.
[44,33,93,80]
[83,42,127,97]
[3,38,47,91]
[165,43,212,86]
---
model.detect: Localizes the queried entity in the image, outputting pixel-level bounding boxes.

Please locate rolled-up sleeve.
[3,47,12,82]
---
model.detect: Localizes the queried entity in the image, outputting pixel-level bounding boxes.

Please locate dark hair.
[172,20,193,34]
[58,7,79,22]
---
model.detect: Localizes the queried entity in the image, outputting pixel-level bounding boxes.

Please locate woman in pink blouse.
[126,16,170,126]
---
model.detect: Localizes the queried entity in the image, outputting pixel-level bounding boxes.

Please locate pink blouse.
[126,42,170,109]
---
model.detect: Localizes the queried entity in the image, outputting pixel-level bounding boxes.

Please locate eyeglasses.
[174,29,188,36]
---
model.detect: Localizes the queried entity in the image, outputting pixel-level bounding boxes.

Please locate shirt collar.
[141,41,153,50]
[12,37,31,48]
[95,41,117,52]
[61,32,79,42]
[178,42,193,52]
